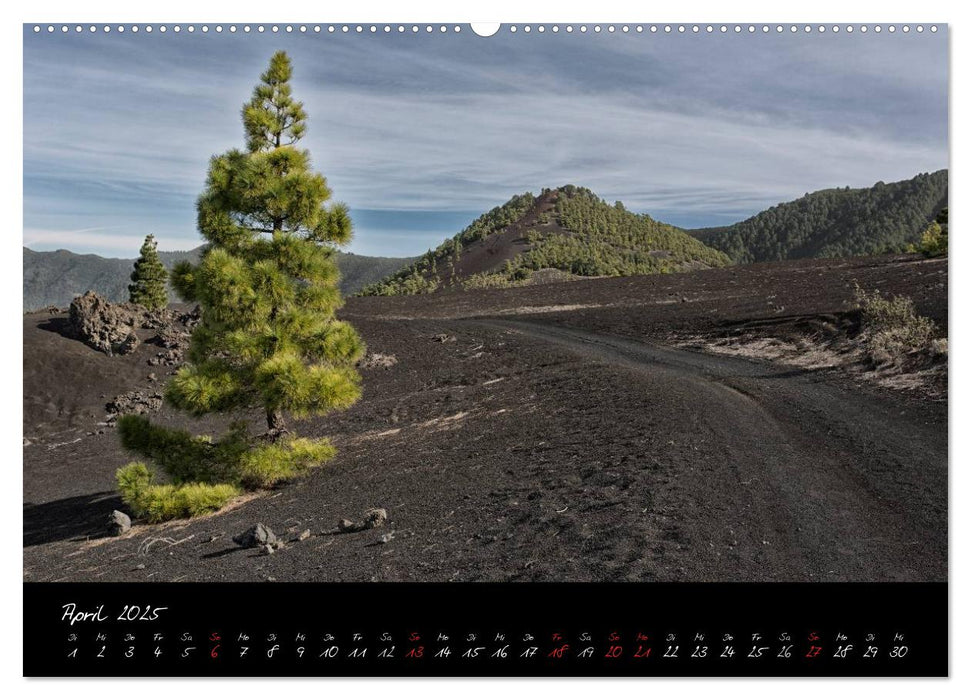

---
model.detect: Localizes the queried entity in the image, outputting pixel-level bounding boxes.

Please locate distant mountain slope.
[23,246,415,310]
[359,185,731,295]
[690,170,948,263]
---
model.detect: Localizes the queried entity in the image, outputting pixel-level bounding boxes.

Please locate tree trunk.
[266,408,288,438]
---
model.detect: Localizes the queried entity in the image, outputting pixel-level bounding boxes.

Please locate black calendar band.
[24,581,947,677]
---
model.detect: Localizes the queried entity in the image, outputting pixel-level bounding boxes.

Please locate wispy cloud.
[23,227,200,256]
[23,27,948,257]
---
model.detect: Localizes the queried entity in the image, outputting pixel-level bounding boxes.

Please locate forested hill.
[23,246,415,310]
[690,170,948,263]
[359,186,731,295]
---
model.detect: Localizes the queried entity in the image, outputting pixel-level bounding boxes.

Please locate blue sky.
[23,25,948,258]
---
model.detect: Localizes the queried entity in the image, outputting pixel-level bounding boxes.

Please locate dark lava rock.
[70,292,144,356]
[69,292,201,359]
[108,510,131,536]
[338,508,389,534]
[233,523,279,549]
[106,390,164,418]
[364,508,388,528]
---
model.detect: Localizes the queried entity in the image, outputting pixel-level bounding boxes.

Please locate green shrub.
[236,437,337,489]
[913,220,947,257]
[116,415,336,520]
[116,462,241,522]
[854,284,938,364]
[461,272,530,290]
[117,415,249,485]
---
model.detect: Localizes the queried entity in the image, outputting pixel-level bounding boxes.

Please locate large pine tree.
[170,50,364,435]
[115,52,364,522]
[128,234,168,309]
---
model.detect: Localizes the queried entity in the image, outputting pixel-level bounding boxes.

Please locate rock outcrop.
[105,390,164,420]
[69,291,144,356]
[68,291,201,359]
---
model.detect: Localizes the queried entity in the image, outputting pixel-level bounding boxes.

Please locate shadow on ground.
[24,491,124,546]
[37,316,76,340]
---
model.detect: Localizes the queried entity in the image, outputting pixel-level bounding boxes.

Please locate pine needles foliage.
[117,51,363,522]
[128,234,169,309]
[910,207,948,257]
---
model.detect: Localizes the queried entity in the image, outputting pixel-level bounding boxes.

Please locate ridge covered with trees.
[690,170,948,263]
[359,186,731,295]
[22,246,415,310]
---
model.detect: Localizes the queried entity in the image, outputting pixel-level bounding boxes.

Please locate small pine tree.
[128,234,169,309]
[910,208,948,257]
[116,51,364,522]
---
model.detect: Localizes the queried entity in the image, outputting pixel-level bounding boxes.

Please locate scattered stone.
[134,563,146,570]
[148,348,185,367]
[364,508,388,528]
[296,529,311,542]
[22,438,31,447]
[338,508,390,534]
[105,390,164,418]
[377,531,395,544]
[431,333,456,343]
[118,332,140,355]
[261,544,275,556]
[108,510,131,536]
[358,352,398,369]
[147,373,158,382]
[233,523,280,549]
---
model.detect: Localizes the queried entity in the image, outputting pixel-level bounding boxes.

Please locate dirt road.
[472,318,947,582]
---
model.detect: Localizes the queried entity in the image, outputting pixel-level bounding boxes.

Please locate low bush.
[913,221,947,257]
[854,284,939,365]
[116,462,241,522]
[236,437,336,489]
[116,415,335,521]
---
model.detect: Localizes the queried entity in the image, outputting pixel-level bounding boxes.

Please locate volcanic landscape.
[23,254,947,583]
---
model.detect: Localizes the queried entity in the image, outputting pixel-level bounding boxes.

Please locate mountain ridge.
[22,246,416,310]
[689,170,948,263]
[359,185,732,296]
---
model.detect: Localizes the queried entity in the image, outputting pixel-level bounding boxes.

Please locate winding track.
[472,318,947,582]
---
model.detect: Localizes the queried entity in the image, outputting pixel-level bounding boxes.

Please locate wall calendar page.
[21,17,949,679]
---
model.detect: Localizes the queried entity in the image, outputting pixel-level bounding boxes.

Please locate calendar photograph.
[22,21,948,676]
